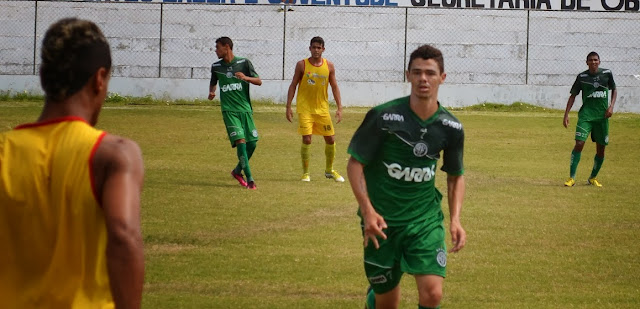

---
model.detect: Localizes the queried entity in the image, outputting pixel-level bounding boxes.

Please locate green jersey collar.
[406,97,443,126]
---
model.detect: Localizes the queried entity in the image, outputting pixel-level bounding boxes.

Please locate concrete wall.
[3,75,639,113]
[1,1,638,111]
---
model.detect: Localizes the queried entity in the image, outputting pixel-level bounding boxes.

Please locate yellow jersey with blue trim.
[296,58,330,115]
[0,117,113,308]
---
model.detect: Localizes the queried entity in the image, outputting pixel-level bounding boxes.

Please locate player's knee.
[324,135,335,144]
[302,136,312,144]
[418,284,442,307]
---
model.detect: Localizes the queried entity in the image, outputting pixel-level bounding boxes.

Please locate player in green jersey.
[347,45,466,309]
[208,37,262,190]
[563,51,617,187]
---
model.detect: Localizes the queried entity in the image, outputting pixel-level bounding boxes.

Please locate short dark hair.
[408,45,444,74]
[310,36,324,47]
[216,37,233,50]
[39,18,111,102]
[587,51,600,61]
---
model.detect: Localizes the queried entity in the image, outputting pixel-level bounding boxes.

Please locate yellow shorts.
[298,113,335,136]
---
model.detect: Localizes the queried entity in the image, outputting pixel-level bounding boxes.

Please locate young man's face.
[309,42,325,59]
[587,55,600,72]
[215,42,229,59]
[406,58,446,100]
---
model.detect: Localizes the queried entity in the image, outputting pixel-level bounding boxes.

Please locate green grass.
[1,100,639,308]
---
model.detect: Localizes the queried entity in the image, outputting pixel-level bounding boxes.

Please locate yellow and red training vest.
[296,58,330,115]
[0,117,113,308]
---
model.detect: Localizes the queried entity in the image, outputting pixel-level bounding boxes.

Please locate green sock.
[418,305,440,309]
[590,155,604,179]
[236,143,253,182]
[570,150,581,179]
[366,288,375,309]
[301,143,311,174]
[325,143,336,173]
[234,141,256,175]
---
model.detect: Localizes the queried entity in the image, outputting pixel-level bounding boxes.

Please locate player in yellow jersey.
[0,18,144,309]
[286,36,344,182]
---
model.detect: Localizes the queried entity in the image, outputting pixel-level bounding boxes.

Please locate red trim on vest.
[89,132,107,208]
[307,58,324,67]
[14,116,88,130]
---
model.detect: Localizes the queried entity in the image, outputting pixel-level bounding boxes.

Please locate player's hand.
[362,211,387,249]
[208,92,215,100]
[605,107,613,118]
[234,72,246,81]
[335,108,343,124]
[563,115,569,128]
[286,106,293,122]
[449,220,466,253]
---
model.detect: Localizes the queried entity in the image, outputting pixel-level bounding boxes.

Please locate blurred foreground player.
[0,18,144,308]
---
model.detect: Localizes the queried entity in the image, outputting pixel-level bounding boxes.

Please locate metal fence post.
[403,7,408,83]
[525,9,530,85]
[33,0,38,76]
[159,2,163,78]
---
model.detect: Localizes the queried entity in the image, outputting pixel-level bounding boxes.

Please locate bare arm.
[286,60,304,122]
[347,157,387,249]
[446,174,466,253]
[606,88,617,118]
[94,135,145,309]
[563,94,576,128]
[327,60,343,124]
[208,84,217,101]
[234,72,262,86]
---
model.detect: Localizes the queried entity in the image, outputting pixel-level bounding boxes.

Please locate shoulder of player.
[365,97,410,123]
[325,58,334,67]
[234,56,250,64]
[600,68,613,75]
[95,134,143,169]
[372,96,409,113]
[435,107,464,131]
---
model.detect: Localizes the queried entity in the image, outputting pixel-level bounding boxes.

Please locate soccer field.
[1,101,639,308]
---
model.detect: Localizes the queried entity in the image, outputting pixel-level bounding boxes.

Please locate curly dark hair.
[39,18,111,102]
[408,45,444,74]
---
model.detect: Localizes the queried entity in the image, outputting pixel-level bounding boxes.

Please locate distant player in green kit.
[347,45,466,309]
[563,51,617,187]
[208,37,262,190]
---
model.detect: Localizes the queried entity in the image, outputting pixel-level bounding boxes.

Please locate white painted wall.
[3,75,638,113]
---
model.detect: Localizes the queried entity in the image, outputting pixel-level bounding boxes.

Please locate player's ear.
[440,72,447,83]
[92,67,110,95]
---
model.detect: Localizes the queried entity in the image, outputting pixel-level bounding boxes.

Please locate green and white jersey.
[570,68,616,121]
[210,56,259,112]
[348,96,465,226]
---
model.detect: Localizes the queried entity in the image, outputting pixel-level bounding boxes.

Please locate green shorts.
[222,111,259,147]
[362,214,447,294]
[575,117,609,145]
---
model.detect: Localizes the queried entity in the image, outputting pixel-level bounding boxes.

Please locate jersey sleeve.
[210,65,218,87]
[441,127,464,176]
[246,59,259,78]
[570,75,581,96]
[348,108,384,165]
